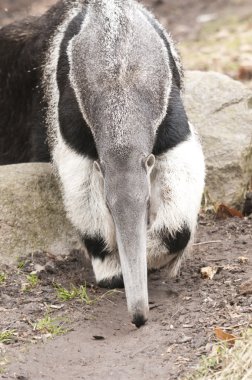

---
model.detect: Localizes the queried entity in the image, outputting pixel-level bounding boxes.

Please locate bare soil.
[0,1,252,379]
[0,215,252,379]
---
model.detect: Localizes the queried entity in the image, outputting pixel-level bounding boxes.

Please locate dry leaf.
[238,65,252,80]
[166,344,175,354]
[214,327,237,347]
[216,204,243,219]
[239,278,252,295]
[237,256,249,264]
[201,266,217,280]
[182,296,192,301]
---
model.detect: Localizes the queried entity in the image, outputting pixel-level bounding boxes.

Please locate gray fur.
[68,0,171,158]
[44,0,205,327]
[66,0,172,323]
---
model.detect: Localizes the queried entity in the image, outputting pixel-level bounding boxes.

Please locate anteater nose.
[132,313,148,328]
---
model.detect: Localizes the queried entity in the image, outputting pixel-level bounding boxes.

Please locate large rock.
[0,163,78,265]
[184,71,252,207]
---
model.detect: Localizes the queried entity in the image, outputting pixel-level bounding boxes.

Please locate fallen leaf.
[196,13,217,23]
[238,65,252,80]
[166,344,175,354]
[33,335,43,341]
[49,304,64,310]
[201,266,217,280]
[216,204,243,219]
[214,327,237,347]
[237,256,249,264]
[239,278,252,295]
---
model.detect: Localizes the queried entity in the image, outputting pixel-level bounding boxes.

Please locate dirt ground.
[0,0,252,379]
[0,215,251,379]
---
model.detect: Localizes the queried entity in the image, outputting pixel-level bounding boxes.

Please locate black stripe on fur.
[57,10,98,160]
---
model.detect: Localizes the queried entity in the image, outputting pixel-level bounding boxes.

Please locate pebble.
[177,335,192,344]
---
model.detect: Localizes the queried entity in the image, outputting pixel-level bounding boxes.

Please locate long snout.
[111,199,149,327]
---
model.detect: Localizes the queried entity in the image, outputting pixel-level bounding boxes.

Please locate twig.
[193,240,222,246]
[171,307,184,320]
[104,297,116,305]
[149,303,163,310]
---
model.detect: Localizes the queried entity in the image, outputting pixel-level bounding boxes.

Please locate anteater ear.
[145,154,155,174]
[93,161,104,179]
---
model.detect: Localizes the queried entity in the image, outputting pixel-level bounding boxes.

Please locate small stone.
[239,279,252,295]
[45,260,56,274]
[177,335,192,344]
[33,264,45,273]
[201,266,217,280]
[237,256,249,264]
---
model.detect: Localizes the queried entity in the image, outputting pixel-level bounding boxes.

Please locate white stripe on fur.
[149,126,205,236]
[53,137,116,250]
[145,124,205,275]
[92,255,122,283]
[44,2,83,148]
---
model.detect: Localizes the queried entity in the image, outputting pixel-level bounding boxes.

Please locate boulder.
[0,163,78,265]
[184,71,252,207]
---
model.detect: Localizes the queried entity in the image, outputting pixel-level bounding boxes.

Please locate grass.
[0,357,9,375]
[185,329,252,380]
[201,188,217,213]
[0,273,7,284]
[33,314,68,336]
[22,273,39,291]
[26,273,39,287]
[55,284,92,304]
[17,260,26,270]
[55,283,120,305]
[0,329,16,344]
